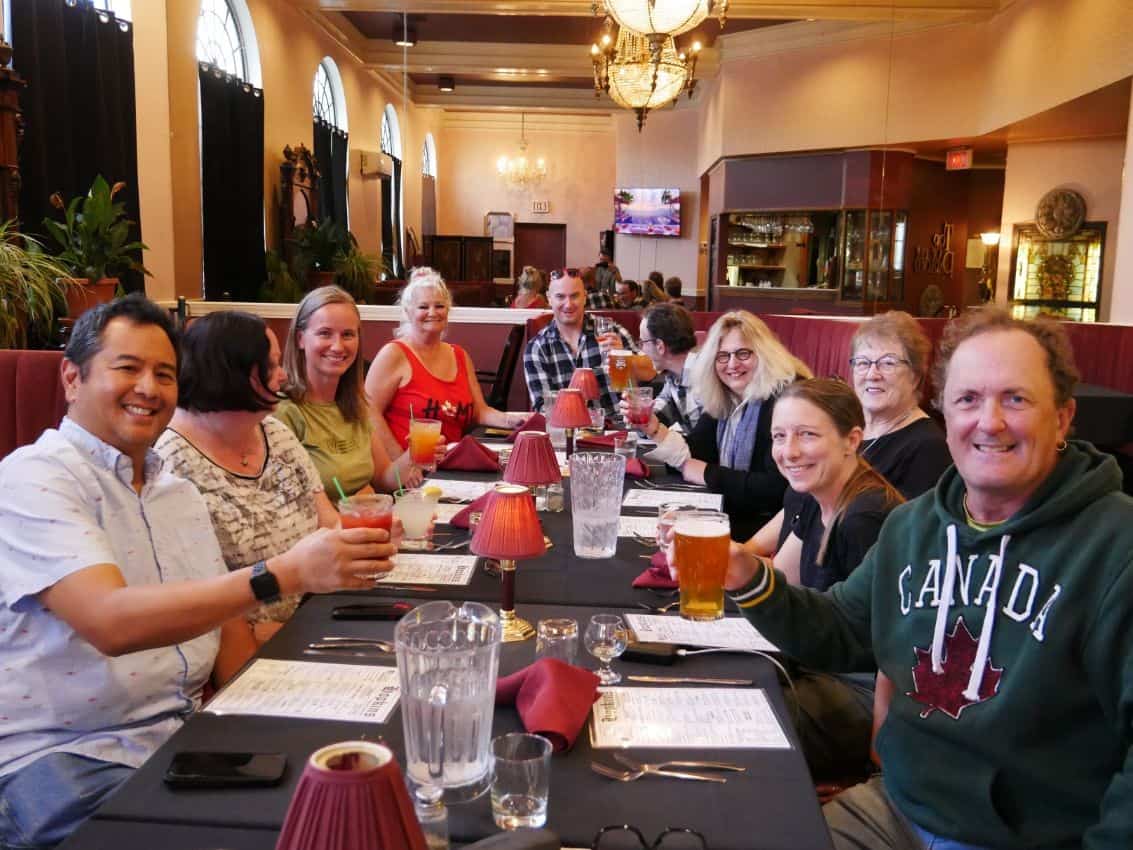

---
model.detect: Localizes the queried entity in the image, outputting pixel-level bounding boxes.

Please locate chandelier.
[593,0,727,37]
[591,27,701,131]
[495,113,548,190]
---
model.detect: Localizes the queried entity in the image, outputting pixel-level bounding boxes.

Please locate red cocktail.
[339,493,394,531]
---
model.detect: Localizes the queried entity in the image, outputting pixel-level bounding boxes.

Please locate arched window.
[421,133,438,237]
[90,1,131,21]
[195,0,261,86]
[312,58,349,226]
[422,133,437,178]
[380,105,403,275]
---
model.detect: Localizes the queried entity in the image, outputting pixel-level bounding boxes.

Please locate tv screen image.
[614,188,681,237]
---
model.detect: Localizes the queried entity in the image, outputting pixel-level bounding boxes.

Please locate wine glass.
[584,614,628,685]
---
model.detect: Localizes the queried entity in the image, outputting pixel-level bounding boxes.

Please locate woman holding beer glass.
[276,285,422,497]
[366,268,527,460]
[156,310,399,649]
[636,311,811,540]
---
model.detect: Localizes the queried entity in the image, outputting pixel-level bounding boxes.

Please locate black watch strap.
[249,560,281,604]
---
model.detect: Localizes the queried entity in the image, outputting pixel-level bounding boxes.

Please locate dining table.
[60,437,835,850]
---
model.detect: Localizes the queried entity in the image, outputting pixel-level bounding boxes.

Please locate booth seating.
[0,350,66,461]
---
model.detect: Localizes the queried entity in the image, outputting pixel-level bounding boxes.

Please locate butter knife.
[627,675,753,686]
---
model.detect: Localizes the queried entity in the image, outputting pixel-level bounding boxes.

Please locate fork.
[637,600,680,614]
[613,753,746,774]
[633,533,659,548]
[313,637,396,651]
[590,761,726,783]
[427,537,471,552]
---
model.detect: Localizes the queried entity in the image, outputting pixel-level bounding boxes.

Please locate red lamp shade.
[548,388,592,429]
[470,484,545,561]
[568,367,600,402]
[276,741,427,850]
[504,431,562,487]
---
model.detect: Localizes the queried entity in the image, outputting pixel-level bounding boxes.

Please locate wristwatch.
[249,560,281,604]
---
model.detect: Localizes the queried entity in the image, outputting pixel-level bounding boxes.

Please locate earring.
[1056,439,1068,452]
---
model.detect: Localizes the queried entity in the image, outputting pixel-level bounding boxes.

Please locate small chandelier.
[593,0,726,37]
[591,27,701,131]
[495,113,548,190]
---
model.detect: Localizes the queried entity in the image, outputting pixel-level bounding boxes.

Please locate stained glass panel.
[1009,223,1104,323]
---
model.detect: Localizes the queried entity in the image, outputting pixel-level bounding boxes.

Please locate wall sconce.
[438,75,455,92]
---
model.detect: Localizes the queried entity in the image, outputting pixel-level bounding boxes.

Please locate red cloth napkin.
[576,430,627,450]
[508,412,546,441]
[632,550,679,589]
[495,658,600,752]
[438,436,499,472]
[624,457,649,479]
[449,491,493,529]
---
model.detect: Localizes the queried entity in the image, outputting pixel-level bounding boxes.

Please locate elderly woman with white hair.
[638,310,812,540]
[366,267,527,457]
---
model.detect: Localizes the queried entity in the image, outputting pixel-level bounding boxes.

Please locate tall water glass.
[544,391,567,450]
[396,601,501,802]
[672,509,731,621]
[569,452,626,559]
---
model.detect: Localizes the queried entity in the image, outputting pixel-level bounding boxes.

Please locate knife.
[627,675,753,686]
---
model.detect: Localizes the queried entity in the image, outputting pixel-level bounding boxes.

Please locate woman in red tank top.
[365,269,527,453]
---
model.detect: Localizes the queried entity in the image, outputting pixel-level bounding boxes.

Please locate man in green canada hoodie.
[723,308,1133,849]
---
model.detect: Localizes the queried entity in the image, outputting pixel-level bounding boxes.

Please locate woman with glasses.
[640,310,811,540]
[849,311,951,498]
[366,268,526,457]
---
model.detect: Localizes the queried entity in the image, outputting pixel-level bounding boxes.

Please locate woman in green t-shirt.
[277,286,424,497]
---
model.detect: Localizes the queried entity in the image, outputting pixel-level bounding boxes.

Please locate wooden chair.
[476,323,525,410]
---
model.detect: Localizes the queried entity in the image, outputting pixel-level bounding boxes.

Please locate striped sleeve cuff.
[728,559,775,609]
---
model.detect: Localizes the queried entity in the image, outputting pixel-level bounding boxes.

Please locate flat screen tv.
[614,187,681,237]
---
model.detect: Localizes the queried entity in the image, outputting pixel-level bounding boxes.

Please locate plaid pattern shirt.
[524,314,636,416]
[652,350,702,434]
[586,289,614,310]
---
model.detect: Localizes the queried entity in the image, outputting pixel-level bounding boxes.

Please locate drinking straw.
[332,476,348,502]
[394,466,404,497]
[410,403,415,425]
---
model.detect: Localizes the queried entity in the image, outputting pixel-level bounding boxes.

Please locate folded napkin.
[439,435,499,472]
[624,457,649,479]
[632,550,679,589]
[508,413,546,441]
[449,491,493,529]
[495,658,600,752]
[575,430,627,450]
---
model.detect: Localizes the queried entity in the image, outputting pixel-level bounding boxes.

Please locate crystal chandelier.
[495,113,548,191]
[593,0,727,37]
[591,27,701,131]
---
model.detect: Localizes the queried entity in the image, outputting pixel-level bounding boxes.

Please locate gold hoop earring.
[1056,439,1068,452]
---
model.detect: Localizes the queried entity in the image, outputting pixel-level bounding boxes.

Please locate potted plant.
[334,246,385,303]
[0,220,80,349]
[289,218,354,290]
[43,175,151,319]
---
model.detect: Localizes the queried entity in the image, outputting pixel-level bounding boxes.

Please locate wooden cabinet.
[422,235,493,281]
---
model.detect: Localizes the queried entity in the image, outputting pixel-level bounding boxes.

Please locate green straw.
[332,476,348,502]
[394,465,404,497]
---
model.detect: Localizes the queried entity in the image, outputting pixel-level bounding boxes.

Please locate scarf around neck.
[717,398,761,471]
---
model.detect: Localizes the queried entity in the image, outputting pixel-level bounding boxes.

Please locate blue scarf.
[717,399,761,471]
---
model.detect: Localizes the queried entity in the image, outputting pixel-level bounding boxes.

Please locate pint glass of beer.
[607,349,632,393]
[672,509,731,621]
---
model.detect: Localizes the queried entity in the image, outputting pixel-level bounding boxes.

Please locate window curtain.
[13,0,141,290]
[391,155,403,276]
[422,175,436,237]
[380,174,393,275]
[312,118,348,227]
[199,63,265,301]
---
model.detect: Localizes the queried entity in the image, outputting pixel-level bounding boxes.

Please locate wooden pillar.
[0,41,25,227]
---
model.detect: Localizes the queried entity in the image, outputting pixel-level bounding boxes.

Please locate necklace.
[861,409,920,456]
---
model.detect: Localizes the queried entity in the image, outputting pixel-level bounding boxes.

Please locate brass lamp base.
[499,607,536,642]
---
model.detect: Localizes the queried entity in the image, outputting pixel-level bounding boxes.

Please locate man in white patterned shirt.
[639,302,702,434]
[0,296,396,848]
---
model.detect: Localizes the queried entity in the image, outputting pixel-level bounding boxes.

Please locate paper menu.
[377,554,476,586]
[618,515,659,537]
[434,479,497,502]
[590,687,791,750]
[621,490,722,510]
[625,613,779,653]
[205,659,400,723]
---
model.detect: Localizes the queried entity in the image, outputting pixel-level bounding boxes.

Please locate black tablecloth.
[59,821,278,850]
[95,596,831,850]
[1073,382,1133,447]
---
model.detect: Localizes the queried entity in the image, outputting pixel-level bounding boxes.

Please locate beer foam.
[673,517,729,538]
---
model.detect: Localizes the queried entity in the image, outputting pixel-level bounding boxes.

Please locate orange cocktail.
[408,418,443,471]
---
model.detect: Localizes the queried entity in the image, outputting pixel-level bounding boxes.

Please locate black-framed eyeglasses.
[849,354,909,375]
[592,825,708,850]
[550,267,580,281]
[639,336,657,347]
[714,348,754,365]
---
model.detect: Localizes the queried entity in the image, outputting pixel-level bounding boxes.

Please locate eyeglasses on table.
[591,825,708,850]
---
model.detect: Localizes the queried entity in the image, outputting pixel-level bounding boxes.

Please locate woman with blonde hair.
[366,268,526,457]
[639,310,812,540]
[276,285,420,497]
[512,265,548,309]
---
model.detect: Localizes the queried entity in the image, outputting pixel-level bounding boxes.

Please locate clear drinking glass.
[613,431,638,460]
[545,391,567,450]
[535,618,579,665]
[394,488,435,550]
[672,509,731,621]
[569,452,627,559]
[409,419,444,472]
[491,733,552,830]
[584,613,629,685]
[623,386,654,430]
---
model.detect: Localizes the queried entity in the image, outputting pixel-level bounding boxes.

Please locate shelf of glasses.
[728,264,786,270]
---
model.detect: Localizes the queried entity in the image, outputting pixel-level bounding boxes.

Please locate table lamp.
[505,431,563,513]
[549,388,592,458]
[470,484,545,642]
[568,367,600,402]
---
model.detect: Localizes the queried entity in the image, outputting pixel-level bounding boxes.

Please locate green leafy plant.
[43,175,151,283]
[258,249,304,303]
[334,247,385,303]
[289,218,355,277]
[0,221,80,349]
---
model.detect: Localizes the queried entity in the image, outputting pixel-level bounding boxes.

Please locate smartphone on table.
[163,751,287,788]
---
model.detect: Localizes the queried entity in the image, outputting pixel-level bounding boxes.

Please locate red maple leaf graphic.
[907,615,1003,720]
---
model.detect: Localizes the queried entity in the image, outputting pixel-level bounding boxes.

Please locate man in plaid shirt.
[581,266,613,310]
[524,269,636,417]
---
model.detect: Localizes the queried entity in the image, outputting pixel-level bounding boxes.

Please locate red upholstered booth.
[0,350,67,460]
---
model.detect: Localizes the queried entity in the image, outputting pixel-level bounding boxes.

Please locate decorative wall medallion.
[1035,188,1085,239]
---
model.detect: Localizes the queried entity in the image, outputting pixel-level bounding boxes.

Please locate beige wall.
[435,115,615,268]
[1111,86,1133,324]
[994,137,1126,320]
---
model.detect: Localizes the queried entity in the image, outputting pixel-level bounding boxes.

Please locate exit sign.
[532,200,551,214]
[946,148,973,170]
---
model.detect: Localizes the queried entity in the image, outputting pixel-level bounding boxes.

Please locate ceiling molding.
[418,85,615,111]
[441,110,615,132]
[719,17,952,61]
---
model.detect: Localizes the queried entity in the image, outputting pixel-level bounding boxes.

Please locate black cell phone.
[622,641,678,665]
[163,752,286,788]
[331,602,413,620]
